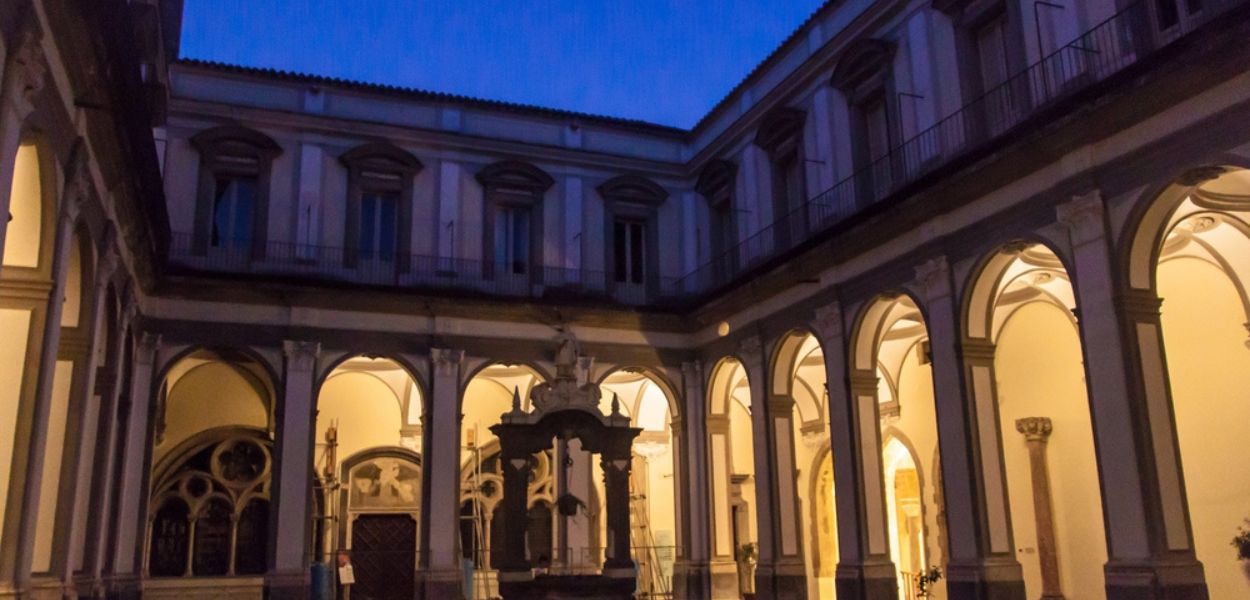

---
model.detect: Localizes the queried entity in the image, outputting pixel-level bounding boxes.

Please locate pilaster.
[914,256,1024,600]
[419,348,465,600]
[812,301,898,600]
[1056,192,1208,600]
[106,331,160,587]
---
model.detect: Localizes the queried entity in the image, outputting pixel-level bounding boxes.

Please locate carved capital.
[2,20,46,120]
[61,140,93,222]
[431,348,464,378]
[1015,416,1053,442]
[1176,165,1227,187]
[913,256,951,301]
[283,340,320,373]
[94,247,120,289]
[812,301,843,341]
[1056,191,1106,246]
[738,335,762,365]
[134,332,161,366]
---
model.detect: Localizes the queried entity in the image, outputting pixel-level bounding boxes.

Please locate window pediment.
[191,125,281,162]
[597,174,668,207]
[696,160,738,205]
[476,160,555,193]
[830,38,897,94]
[340,142,423,176]
[754,108,807,155]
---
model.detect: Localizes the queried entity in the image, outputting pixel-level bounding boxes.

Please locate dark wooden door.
[350,514,416,600]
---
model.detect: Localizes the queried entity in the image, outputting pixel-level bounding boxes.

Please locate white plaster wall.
[32,360,73,573]
[156,362,269,463]
[4,144,41,268]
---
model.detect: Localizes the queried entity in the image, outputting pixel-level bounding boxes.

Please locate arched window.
[147,431,273,577]
[339,142,422,271]
[190,127,281,257]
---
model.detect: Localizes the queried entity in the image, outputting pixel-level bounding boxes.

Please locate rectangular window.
[614,219,645,284]
[864,99,891,161]
[1155,0,1203,30]
[211,176,256,250]
[975,15,1010,91]
[494,205,531,275]
[358,192,398,262]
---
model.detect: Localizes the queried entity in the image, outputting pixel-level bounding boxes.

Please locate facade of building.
[1,0,1249,599]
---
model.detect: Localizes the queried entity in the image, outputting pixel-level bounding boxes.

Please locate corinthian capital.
[1056,191,1105,246]
[431,348,464,378]
[1015,416,1053,442]
[913,256,951,301]
[812,301,843,341]
[283,340,320,373]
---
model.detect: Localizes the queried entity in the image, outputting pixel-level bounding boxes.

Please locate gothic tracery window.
[147,432,272,577]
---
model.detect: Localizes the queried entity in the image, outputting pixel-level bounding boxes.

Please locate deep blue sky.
[179,1,828,129]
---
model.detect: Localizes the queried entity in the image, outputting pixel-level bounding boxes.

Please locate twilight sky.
[179,0,829,129]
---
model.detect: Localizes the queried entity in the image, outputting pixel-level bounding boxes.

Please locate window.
[696,160,739,279]
[754,108,808,249]
[190,127,280,256]
[476,161,554,282]
[340,142,422,270]
[975,15,1010,91]
[494,205,531,275]
[1156,0,1203,30]
[831,39,897,205]
[358,192,399,262]
[210,175,256,250]
[614,219,645,284]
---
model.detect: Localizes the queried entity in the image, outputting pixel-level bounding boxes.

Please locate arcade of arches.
[2,98,1250,600]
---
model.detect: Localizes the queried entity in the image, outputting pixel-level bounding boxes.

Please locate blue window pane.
[511,209,529,274]
[232,180,254,250]
[378,195,397,262]
[359,194,377,260]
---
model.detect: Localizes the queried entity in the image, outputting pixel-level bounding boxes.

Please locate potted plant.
[916,565,943,598]
[1233,518,1250,585]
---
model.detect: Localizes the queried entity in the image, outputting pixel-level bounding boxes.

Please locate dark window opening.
[358,192,399,262]
[210,176,256,250]
[614,219,645,284]
[494,205,531,275]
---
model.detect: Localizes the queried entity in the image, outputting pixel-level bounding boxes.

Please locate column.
[58,246,117,594]
[811,301,897,600]
[1014,418,1063,600]
[601,449,634,575]
[421,348,464,598]
[266,340,320,599]
[105,331,159,600]
[0,17,44,265]
[913,257,1024,599]
[738,335,780,598]
[1057,192,1207,598]
[11,158,85,590]
[673,361,712,600]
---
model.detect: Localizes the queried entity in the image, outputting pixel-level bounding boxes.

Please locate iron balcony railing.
[167,232,680,306]
[674,0,1246,296]
[166,0,1243,305]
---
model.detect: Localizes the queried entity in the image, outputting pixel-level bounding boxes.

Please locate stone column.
[673,361,712,599]
[105,331,160,600]
[1014,417,1063,600]
[601,451,634,574]
[266,340,320,599]
[10,156,84,592]
[0,17,44,266]
[737,335,782,599]
[421,348,464,599]
[1056,192,1206,597]
[58,245,117,594]
[914,257,1024,599]
[811,301,898,600]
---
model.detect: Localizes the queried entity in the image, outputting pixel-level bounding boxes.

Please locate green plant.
[1233,518,1250,560]
[917,566,943,597]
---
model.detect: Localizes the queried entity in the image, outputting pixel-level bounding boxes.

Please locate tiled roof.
[175,58,690,136]
[177,0,839,139]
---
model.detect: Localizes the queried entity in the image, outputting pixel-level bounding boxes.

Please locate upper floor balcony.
[164,0,1246,307]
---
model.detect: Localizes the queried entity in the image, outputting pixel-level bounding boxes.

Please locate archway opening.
[1150,169,1250,597]
[314,355,424,593]
[459,363,548,599]
[598,368,678,597]
[146,349,275,579]
[772,331,838,600]
[968,242,1107,599]
[854,295,945,597]
[707,357,756,597]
